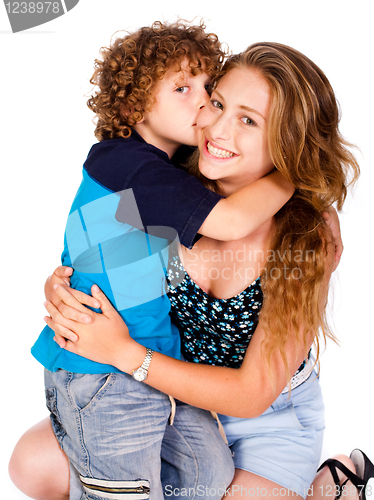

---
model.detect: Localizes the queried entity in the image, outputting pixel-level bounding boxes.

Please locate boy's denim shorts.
[45,369,234,500]
[219,371,325,498]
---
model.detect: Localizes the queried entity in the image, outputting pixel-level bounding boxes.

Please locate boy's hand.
[44,266,100,347]
[322,207,343,272]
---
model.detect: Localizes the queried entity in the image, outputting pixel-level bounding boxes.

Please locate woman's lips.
[205,140,236,159]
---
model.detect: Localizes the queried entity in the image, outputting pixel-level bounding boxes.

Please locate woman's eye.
[175,86,189,93]
[211,99,223,110]
[241,117,256,126]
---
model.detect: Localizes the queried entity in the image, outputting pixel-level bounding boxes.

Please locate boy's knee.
[214,456,235,493]
[199,444,235,494]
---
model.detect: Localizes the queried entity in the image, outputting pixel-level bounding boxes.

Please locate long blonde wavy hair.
[190,42,360,380]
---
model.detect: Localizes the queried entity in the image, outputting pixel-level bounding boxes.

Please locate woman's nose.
[209,115,231,141]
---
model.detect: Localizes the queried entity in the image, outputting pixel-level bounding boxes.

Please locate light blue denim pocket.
[45,386,66,445]
[67,372,116,413]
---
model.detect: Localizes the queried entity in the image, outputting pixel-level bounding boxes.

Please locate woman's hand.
[322,207,343,271]
[44,266,101,347]
[44,285,137,369]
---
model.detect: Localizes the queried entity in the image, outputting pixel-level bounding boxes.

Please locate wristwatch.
[132,348,153,382]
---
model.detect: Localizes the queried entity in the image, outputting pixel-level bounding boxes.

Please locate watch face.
[133,368,147,382]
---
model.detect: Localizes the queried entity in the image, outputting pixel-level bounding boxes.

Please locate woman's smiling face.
[197,66,274,195]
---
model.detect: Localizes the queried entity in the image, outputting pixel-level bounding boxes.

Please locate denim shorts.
[45,369,234,500]
[219,372,325,498]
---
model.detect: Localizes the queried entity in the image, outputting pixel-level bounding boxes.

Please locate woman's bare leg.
[226,455,359,500]
[309,455,359,500]
[9,417,70,500]
[227,469,304,499]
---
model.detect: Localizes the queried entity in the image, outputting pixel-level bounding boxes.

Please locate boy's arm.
[199,169,294,240]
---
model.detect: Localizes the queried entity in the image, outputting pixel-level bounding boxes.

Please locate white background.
[1,1,373,498]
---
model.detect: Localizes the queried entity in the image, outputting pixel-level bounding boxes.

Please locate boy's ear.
[120,103,146,126]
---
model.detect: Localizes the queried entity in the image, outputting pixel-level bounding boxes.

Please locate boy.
[32,20,293,500]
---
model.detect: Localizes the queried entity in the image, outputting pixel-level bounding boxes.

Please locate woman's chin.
[198,160,221,181]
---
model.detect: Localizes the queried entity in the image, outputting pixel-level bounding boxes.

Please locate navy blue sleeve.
[84,138,223,249]
[118,160,222,249]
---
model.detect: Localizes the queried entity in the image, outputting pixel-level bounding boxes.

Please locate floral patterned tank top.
[166,251,263,368]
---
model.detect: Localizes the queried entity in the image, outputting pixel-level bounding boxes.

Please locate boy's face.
[134,59,212,158]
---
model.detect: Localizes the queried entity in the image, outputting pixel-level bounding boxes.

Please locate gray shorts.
[45,369,234,500]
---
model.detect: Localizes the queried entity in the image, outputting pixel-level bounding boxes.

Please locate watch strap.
[132,348,153,381]
[141,348,153,371]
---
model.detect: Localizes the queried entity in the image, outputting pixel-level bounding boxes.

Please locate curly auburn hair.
[87,20,226,141]
[188,42,360,382]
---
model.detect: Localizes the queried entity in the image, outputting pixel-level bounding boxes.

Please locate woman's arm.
[44,285,312,418]
[44,266,101,346]
[44,243,331,420]
[44,230,334,418]
[46,285,304,417]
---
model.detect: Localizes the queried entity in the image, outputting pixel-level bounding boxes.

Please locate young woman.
[11,42,371,500]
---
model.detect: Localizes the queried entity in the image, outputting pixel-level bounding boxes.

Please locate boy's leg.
[45,369,171,500]
[161,401,235,500]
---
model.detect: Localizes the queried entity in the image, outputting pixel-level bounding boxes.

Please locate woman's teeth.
[207,141,235,158]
